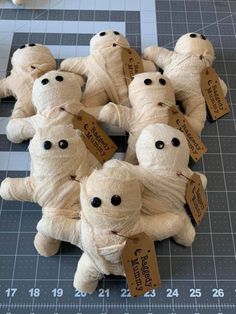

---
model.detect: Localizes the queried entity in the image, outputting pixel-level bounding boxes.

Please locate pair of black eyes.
[144,78,166,86]
[190,33,206,40]
[91,195,121,207]
[99,31,120,36]
[155,138,180,150]
[43,140,68,150]
[20,43,36,49]
[41,76,64,85]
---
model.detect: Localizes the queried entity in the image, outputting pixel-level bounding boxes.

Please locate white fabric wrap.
[139,168,192,215]
[86,50,121,105]
[0,45,56,119]
[164,54,211,113]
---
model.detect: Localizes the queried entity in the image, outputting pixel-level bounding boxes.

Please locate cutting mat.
[0,0,236,313]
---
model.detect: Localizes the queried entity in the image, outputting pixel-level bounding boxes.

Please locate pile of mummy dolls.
[0,30,227,293]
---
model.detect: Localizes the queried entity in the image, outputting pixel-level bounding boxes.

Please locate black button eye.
[58,140,68,149]
[41,78,49,85]
[190,33,197,38]
[29,43,35,47]
[113,43,117,47]
[43,141,52,150]
[171,137,180,147]
[201,34,206,40]
[155,140,165,150]
[20,45,25,49]
[56,75,63,82]
[111,195,121,206]
[144,78,152,85]
[91,197,102,208]
[159,78,166,85]
[100,32,106,36]
[114,31,120,35]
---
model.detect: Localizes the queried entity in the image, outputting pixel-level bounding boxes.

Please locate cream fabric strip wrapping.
[36,164,193,293]
[105,124,207,247]
[36,166,143,291]
[6,70,86,144]
[144,33,228,134]
[0,125,100,257]
[60,30,156,107]
[79,72,178,164]
[0,44,56,119]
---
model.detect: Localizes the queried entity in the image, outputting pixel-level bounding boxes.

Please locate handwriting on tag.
[122,48,144,86]
[122,232,161,297]
[73,110,118,164]
[168,106,207,162]
[201,66,230,120]
[186,174,208,225]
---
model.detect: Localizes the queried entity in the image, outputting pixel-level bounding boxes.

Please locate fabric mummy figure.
[37,165,189,293]
[81,72,177,163]
[6,70,85,144]
[107,124,207,247]
[144,33,228,134]
[0,125,99,257]
[0,44,56,119]
[60,30,156,107]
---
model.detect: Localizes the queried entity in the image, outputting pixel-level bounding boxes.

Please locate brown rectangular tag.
[201,66,230,120]
[73,110,118,164]
[186,174,208,225]
[122,232,161,297]
[168,106,207,162]
[122,48,144,86]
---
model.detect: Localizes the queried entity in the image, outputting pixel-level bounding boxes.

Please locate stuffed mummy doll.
[106,124,207,247]
[0,44,56,119]
[37,165,190,293]
[144,33,228,134]
[0,125,100,257]
[60,30,156,107]
[6,70,85,144]
[82,72,177,163]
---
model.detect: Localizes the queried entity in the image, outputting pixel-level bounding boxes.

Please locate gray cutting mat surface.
[0,0,236,313]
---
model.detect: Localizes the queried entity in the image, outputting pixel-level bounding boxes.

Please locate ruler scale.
[0,0,236,313]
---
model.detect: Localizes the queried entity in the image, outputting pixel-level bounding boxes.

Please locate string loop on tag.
[112,39,129,49]
[170,106,179,114]
[60,107,88,123]
[60,107,74,116]
[157,102,172,108]
[30,63,55,79]
[176,171,194,183]
[125,75,134,81]
[111,230,136,241]
[31,65,44,73]
[70,175,80,183]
